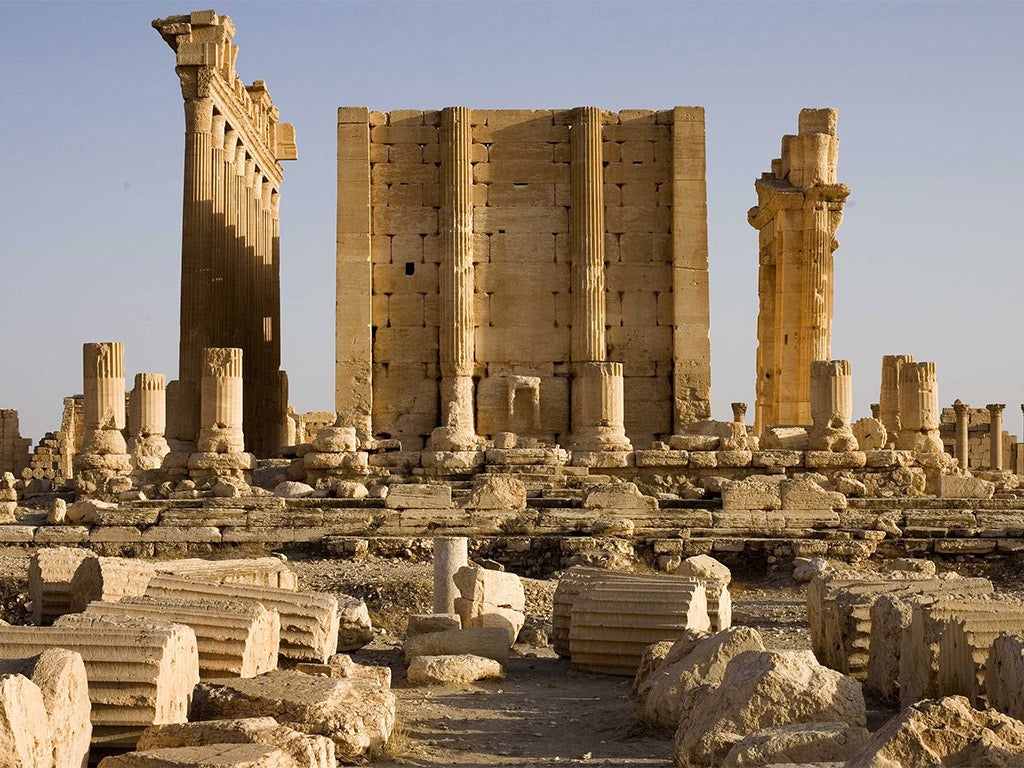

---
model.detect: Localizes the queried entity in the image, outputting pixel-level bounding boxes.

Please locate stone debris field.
[2,7,1024,768]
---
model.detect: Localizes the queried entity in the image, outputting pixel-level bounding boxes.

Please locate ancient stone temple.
[749,109,849,435]
[336,107,712,450]
[154,11,297,457]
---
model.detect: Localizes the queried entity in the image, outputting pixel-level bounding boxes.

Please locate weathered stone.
[273,481,315,499]
[722,722,870,768]
[69,556,156,612]
[28,547,98,625]
[0,673,52,768]
[461,475,526,510]
[404,628,510,663]
[97,744,292,767]
[987,633,1024,721]
[581,482,657,511]
[384,484,452,509]
[938,474,995,499]
[191,671,394,764]
[780,477,847,510]
[721,477,782,511]
[633,640,676,695]
[673,650,866,766]
[406,654,505,685]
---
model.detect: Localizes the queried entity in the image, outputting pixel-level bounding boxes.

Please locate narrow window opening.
[405,262,415,276]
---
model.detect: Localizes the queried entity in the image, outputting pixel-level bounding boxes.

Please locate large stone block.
[403,628,510,664]
[384,484,452,509]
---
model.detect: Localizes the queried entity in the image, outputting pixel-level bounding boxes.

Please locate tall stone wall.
[0,411,31,477]
[336,107,711,450]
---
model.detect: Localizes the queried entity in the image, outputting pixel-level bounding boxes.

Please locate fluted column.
[810,360,852,427]
[896,361,942,452]
[76,342,131,494]
[880,354,914,447]
[988,403,1005,470]
[197,347,245,453]
[953,399,970,469]
[570,106,606,363]
[129,373,170,472]
[431,106,477,451]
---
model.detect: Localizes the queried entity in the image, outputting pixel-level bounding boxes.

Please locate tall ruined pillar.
[671,107,712,428]
[880,354,914,446]
[154,11,296,458]
[431,106,478,452]
[749,109,849,434]
[809,360,857,451]
[189,347,255,482]
[569,107,630,452]
[953,400,970,469]
[896,361,942,453]
[128,373,170,471]
[75,343,132,495]
[987,403,1005,470]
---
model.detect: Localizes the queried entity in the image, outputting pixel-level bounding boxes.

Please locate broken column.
[129,373,170,471]
[896,361,943,453]
[809,359,857,451]
[188,347,255,483]
[879,354,914,447]
[749,109,848,433]
[74,342,132,496]
[430,106,478,452]
[954,399,971,469]
[569,106,630,453]
[988,403,1005,470]
[433,536,469,614]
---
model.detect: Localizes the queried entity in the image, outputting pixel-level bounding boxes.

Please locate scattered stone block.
[845,696,1024,768]
[938,474,995,499]
[190,670,395,764]
[27,547,98,625]
[155,558,298,591]
[673,650,866,767]
[461,475,526,510]
[780,476,847,510]
[273,481,315,499]
[581,482,658,511]
[453,565,525,644]
[404,628,509,664]
[406,613,462,637]
[69,556,157,612]
[721,476,782,511]
[0,673,52,768]
[137,717,334,768]
[722,722,870,768]
[97,743,292,767]
[384,484,452,509]
[0,648,91,768]
[406,654,505,685]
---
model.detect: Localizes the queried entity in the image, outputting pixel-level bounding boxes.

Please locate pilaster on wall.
[336,107,373,438]
[671,106,712,428]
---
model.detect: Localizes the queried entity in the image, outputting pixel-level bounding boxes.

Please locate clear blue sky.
[2,1,1022,444]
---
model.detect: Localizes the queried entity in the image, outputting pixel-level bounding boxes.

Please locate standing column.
[75,342,132,495]
[953,399,970,469]
[896,361,942,452]
[129,373,170,471]
[431,106,478,451]
[809,360,857,451]
[197,348,245,453]
[880,354,914,447]
[433,536,469,614]
[988,403,1005,470]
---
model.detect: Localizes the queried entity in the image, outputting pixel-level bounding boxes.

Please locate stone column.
[197,348,245,453]
[731,403,748,424]
[896,361,942,452]
[988,403,1005,470]
[433,536,469,614]
[953,399,970,470]
[571,362,631,451]
[129,373,170,472]
[880,354,914,447]
[809,360,857,451]
[431,106,477,451]
[75,342,132,495]
[570,106,606,364]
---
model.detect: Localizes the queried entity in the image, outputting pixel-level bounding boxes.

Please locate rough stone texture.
[0,622,199,747]
[453,565,525,644]
[721,476,782,511]
[403,628,510,664]
[0,648,91,768]
[0,673,53,768]
[937,602,1024,706]
[780,477,847,510]
[675,554,731,585]
[273,482,315,499]
[633,640,676,695]
[69,556,157,612]
[581,482,658,511]
[721,722,870,767]
[987,633,1024,721]
[866,593,913,703]
[460,475,526,510]
[145,576,342,663]
[97,743,293,767]
[137,717,334,768]
[406,614,461,637]
[190,670,395,764]
[81,596,280,679]
[406,654,506,685]
[675,555,732,630]
[28,547,98,625]
[845,696,1024,768]
[155,558,298,591]
[385,484,452,509]
[672,650,866,767]
[641,626,765,729]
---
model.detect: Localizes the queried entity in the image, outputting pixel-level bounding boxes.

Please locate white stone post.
[988,403,1005,471]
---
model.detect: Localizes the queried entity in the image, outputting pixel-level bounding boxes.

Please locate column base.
[198,427,245,454]
[895,430,943,453]
[188,451,256,484]
[129,435,171,472]
[429,425,481,452]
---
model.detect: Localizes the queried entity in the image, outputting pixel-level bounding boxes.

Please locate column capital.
[987,403,1006,414]
[953,399,970,417]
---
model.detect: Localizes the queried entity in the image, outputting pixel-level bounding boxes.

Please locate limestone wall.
[0,410,31,477]
[338,107,710,449]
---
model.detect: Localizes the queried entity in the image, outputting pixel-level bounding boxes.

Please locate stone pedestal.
[189,348,255,483]
[895,361,943,453]
[433,536,469,615]
[303,425,369,485]
[953,399,970,470]
[809,360,857,451]
[987,403,1005,471]
[74,342,132,496]
[128,373,170,472]
[570,362,632,452]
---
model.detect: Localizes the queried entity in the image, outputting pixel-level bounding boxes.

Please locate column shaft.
[953,401,970,469]
[570,106,606,363]
[988,404,1005,470]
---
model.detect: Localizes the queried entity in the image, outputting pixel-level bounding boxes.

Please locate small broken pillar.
[431,106,478,452]
[128,373,170,471]
[809,360,857,451]
[879,354,914,447]
[731,402,748,425]
[987,403,1005,470]
[953,400,970,469]
[895,361,942,453]
[569,106,630,452]
[749,109,849,434]
[188,347,255,482]
[433,536,469,615]
[74,342,132,496]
